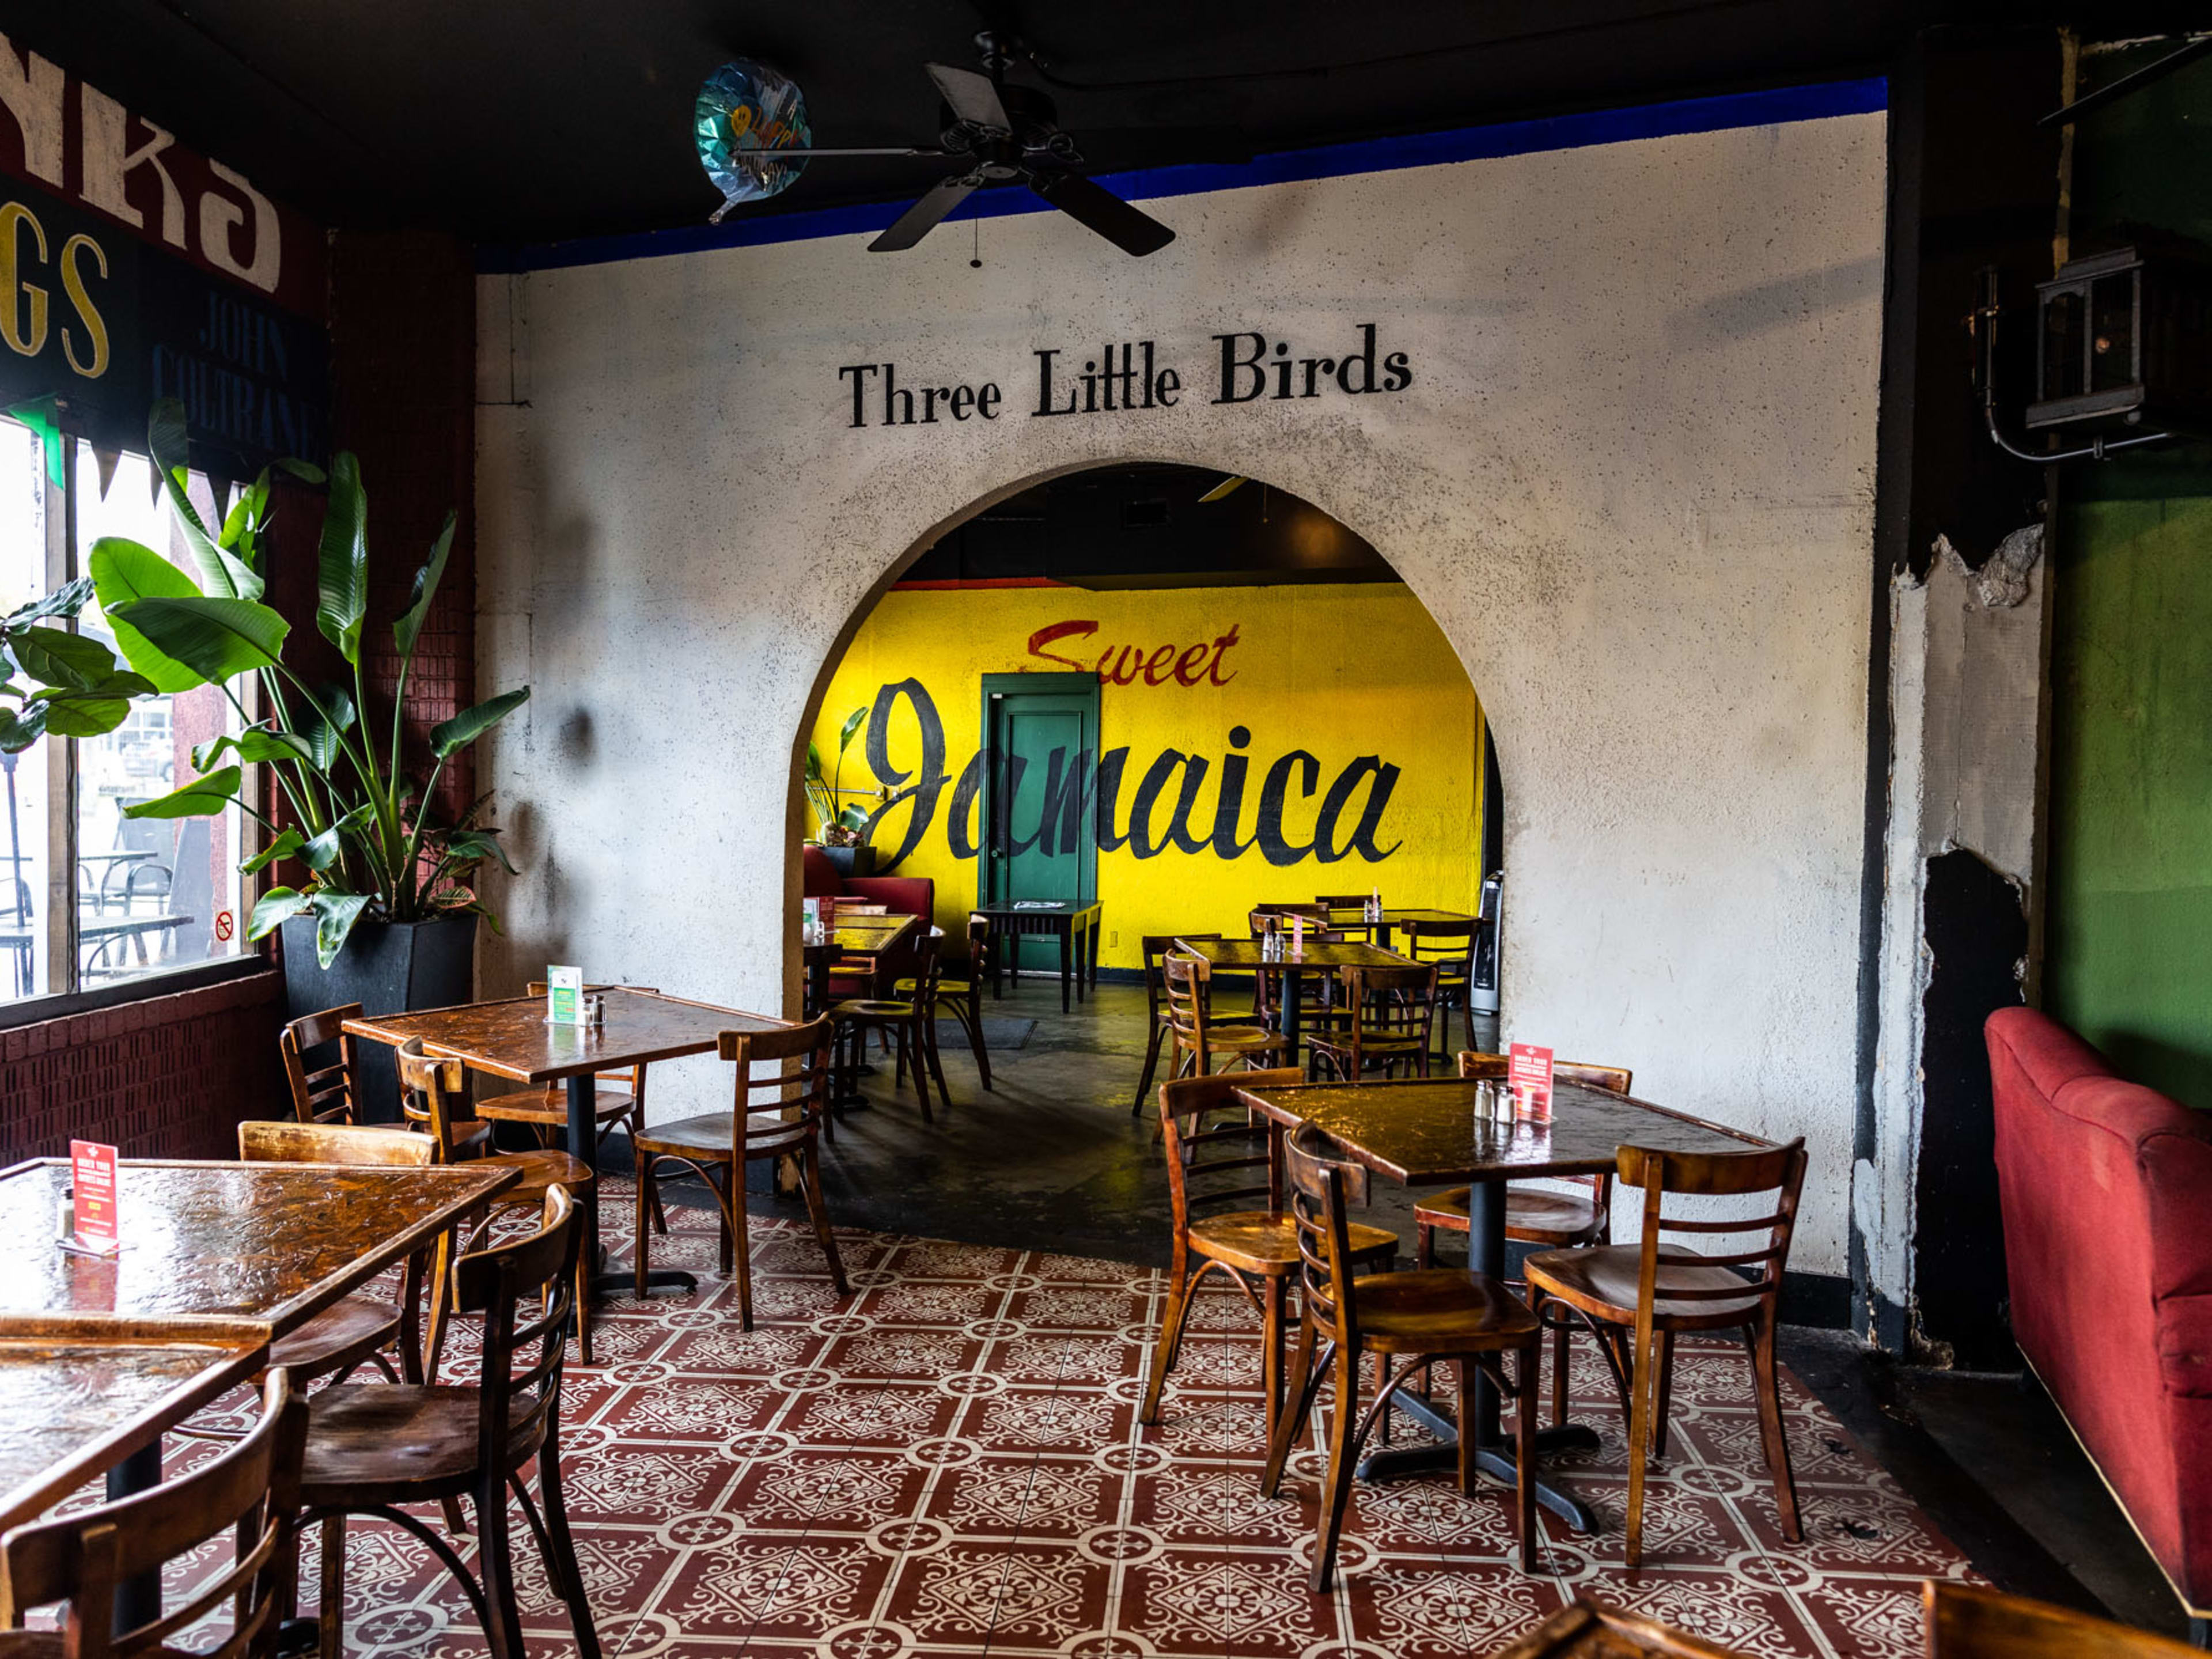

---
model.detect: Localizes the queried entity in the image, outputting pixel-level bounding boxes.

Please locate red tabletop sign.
[68,1140,120,1254]
[1509,1043,1555,1123]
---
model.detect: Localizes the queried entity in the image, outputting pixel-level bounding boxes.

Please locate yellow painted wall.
[808,581,1484,971]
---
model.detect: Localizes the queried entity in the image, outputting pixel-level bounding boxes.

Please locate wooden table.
[1177,935,1414,1064]
[0,1319,270,1532]
[1253,904,1478,951]
[1232,1076,1768,1530]
[804,912,921,1014]
[977,900,1101,1012]
[347,989,789,1305]
[0,1156,511,1623]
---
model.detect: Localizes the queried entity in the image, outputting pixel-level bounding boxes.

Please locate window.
[0,418,252,1013]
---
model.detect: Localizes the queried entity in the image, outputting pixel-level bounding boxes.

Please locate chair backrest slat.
[281,1003,365,1125]
[1285,1123,1371,1344]
[1158,1069,1301,1234]
[396,1039,477,1160]
[718,1017,836,1148]
[1619,1138,1808,1313]
[238,1119,434,1166]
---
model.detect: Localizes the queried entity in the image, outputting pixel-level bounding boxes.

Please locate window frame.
[0,426,269,1030]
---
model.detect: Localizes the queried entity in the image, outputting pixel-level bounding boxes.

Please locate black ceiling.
[5,1,2186,246]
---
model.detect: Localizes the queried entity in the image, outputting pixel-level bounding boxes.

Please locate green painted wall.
[2045,43,2212,1106]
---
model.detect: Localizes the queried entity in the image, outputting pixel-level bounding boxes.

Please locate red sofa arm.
[2142,1128,2212,1399]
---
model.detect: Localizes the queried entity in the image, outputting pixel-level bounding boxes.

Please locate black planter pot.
[820,843,877,878]
[280,912,478,1124]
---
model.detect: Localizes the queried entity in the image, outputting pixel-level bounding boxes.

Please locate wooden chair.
[1130,933,1219,1115]
[1921,1581,2207,1659]
[1244,913,1349,1025]
[1163,951,1291,1080]
[1140,1070,1396,1446]
[0,1370,306,1659]
[897,914,993,1090]
[1494,1597,1756,1657]
[1304,963,1438,1083]
[1400,916,1478,1054]
[296,1185,597,1659]
[396,1039,597,1370]
[236,1120,435,1393]
[1416,1052,1635,1420]
[281,1005,366,1125]
[830,930,944,1120]
[1264,1122,1541,1589]
[631,1018,849,1331]
[1524,1135,1809,1567]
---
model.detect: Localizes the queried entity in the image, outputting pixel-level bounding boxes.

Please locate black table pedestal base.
[1355,1389,1601,1532]
[596,1267,695,1298]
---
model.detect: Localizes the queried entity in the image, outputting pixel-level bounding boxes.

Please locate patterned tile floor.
[144,1186,1968,1659]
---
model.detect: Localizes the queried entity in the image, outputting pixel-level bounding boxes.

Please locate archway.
[785,461,1502,1257]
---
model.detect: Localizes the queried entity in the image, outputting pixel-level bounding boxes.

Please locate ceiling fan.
[755,32,1241,256]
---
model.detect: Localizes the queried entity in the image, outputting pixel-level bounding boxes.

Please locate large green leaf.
[316,451,368,664]
[122,764,242,819]
[11,626,117,691]
[33,692,132,738]
[395,510,455,664]
[430,686,528,759]
[2,576,95,628]
[0,705,46,752]
[240,828,305,875]
[248,885,313,940]
[147,400,263,601]
[441,828,517,875]
[838,704,868,753]
[90,537,207,693]
[105,596,289,683]
[295,684,355,770]
[302,802,373,872]
[312,891,372,968]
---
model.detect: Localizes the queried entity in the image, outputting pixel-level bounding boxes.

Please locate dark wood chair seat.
[1522,1242,1765,1327]
[270,1291,406,1379]
[637,1109,809,1157]
[1415,1183,1607,1245]
[474,1082,635,1128]
[1343,1267,1543,1350]
[1185,1209,1396,1277]
[301,1383,546,1506]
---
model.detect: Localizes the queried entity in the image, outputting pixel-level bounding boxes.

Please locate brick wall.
[0,971,286,1163]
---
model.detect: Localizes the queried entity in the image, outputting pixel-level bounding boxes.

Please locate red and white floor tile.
[141,1188,1971,1658]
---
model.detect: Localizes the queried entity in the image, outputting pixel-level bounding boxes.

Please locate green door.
[980,673,1099,970]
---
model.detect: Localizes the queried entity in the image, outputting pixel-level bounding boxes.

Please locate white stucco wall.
[474,109,1887,1274]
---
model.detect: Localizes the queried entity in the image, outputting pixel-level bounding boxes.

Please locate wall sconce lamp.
[1971,245,2212,463]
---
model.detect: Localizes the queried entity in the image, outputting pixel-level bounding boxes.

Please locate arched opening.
[788,461,1503,1255]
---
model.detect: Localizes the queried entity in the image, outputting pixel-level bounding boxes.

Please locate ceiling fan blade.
[926,63,1012,132]
[1196,475,1248,503]
[868,175,980,252]
[1025,170,1175,257]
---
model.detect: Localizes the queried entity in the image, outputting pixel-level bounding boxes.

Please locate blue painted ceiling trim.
[478,75,1885,275]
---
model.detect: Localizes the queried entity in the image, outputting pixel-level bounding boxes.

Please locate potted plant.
[90,401,527,1112]
[804,703,880,877]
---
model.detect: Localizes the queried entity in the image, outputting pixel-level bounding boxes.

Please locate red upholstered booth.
[1987,1006,2212,1627]
[802,846,933,995]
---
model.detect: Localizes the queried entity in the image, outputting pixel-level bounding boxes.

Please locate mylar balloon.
[695,60,811,223]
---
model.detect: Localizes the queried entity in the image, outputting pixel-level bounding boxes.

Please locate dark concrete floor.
[683,973,2192,1639]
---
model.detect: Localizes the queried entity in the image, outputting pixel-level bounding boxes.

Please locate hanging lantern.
[694,60,811,224]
